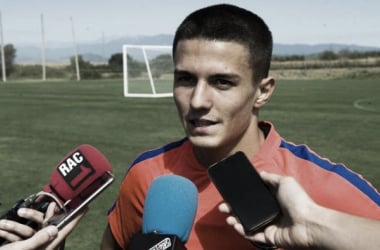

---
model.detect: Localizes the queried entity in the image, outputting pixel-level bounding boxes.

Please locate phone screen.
[208,151,280,233]
[48,171,114,230]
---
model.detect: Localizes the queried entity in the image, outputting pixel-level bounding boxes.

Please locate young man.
[101,4,380,249]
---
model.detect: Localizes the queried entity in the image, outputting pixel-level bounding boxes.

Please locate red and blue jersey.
[108,121,380,249]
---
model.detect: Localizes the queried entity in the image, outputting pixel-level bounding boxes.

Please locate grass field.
[0,78,379,249]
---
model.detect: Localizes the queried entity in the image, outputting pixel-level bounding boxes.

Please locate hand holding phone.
[208,151,280,233]
[47,171,114,230]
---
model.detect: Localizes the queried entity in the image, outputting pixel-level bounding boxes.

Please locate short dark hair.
[173,4,273,84]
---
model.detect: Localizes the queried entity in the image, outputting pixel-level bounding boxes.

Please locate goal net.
[123,45,173,97]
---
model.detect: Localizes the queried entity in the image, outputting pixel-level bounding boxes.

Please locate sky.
[0,0,379,47]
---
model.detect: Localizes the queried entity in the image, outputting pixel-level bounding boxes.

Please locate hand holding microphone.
[0,144,114,247]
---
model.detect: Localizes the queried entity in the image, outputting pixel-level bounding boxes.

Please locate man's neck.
[193,122,266,168]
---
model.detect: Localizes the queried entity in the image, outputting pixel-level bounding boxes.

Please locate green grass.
[0,78,379,249]
[127,78,173,94]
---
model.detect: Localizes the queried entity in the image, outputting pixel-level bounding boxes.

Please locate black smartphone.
[208,151,280,233]
[47,171,114,230]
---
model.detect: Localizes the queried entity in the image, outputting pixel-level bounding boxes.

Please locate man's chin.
[188,135,220,149]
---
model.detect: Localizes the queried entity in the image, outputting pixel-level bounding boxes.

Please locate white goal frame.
[123,44,173,98]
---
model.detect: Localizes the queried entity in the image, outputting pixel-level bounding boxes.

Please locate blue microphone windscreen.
[142,174,198,243]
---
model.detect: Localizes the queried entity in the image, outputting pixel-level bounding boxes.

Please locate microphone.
[128,175,198,250]
[43,144,114,212]
[0,144,114,244]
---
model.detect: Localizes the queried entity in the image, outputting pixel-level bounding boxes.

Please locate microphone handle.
[128,233,187,250]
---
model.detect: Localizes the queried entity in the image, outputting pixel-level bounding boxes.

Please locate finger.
[225,215,269,245]
[259,171,281,188]
[17,207,44,224]
[0,226,58,250]
[44,202,58,223]
[231,220,246,236]
[244,227,277,246]
[248,231,266,242]
[225,215,247,237]
[263,224,277,244]
[22,225,58,250]
[0,228,24,242]
[46,208,88,250]
[226,215,239,226]
[218,203,231,213]
[0,219,36,240]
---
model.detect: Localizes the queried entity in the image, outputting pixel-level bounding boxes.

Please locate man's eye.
[174,75,196,86]
[214,79,234,89]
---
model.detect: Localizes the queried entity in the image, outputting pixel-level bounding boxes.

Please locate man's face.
[173,39,261,154]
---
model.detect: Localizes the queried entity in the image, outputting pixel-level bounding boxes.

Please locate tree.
[69,55,100,79]
[108,53,123,72]
[108,53,144,77]
[318,50,338,60]
[150,54,172,78]
[0,43,16,77]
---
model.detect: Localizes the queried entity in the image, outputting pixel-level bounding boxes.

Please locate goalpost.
[123,45,173,97]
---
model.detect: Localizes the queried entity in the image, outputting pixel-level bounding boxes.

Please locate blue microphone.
[128,175,198,250]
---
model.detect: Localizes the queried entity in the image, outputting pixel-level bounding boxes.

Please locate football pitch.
[0,78,379,248]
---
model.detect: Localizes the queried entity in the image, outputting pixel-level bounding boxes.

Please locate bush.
[318,50,339,60]
[69,55,101,79]
[0,44,16,77]
[11,64,69,79]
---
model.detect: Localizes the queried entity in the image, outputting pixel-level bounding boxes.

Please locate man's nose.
[190,80,212,109]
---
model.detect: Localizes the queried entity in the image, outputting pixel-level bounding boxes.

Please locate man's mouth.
[190,119,217,127]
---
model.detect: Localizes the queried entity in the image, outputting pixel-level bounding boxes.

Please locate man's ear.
[254,76,275,108]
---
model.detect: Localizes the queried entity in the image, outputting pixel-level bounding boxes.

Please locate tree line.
[1,43,380,80]
[273,49,380,61]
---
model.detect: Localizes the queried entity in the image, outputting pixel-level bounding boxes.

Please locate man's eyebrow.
[174,70,240,79]
[174,69,191,75]
[211,73,241,80]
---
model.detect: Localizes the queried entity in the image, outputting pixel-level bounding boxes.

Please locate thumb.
[0,226,58,250]
[24,226,58,249]
[260,171,281,189]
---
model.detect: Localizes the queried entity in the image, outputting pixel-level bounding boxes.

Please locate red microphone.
[0,144,114,243]
[42,144,114,229]
[43,144,114,211]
